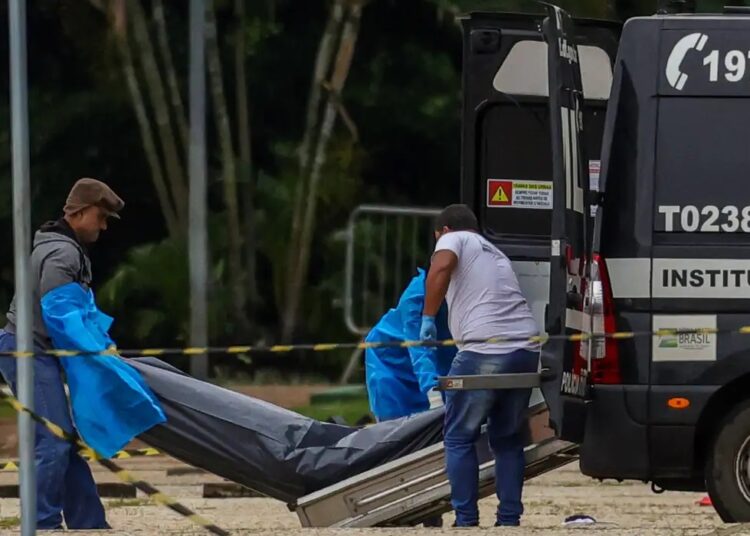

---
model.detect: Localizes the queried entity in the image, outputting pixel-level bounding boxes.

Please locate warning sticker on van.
[487,179,553,209]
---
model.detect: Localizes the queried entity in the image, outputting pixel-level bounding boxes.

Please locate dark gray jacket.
[5,220,92,349]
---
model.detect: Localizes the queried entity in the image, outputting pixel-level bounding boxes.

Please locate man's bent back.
[436,230,537,355]
[421,204,539,527]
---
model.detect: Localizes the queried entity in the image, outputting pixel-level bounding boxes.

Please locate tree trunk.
[152,0,189,152]
[281,1,363,341]
[115,30,180,239]
[206,3,249,333]
[268,0,277,23]
[235,0,259,309]
[129,0,188,226]
[285,0,346,304]
[297,0,345,179]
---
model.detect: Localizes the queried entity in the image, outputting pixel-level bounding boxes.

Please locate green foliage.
[432,0,615,18]
[254,131,361,323]
[292,397,372,424]
[0,517,20,529]
[245,16,283,56]
[98,225,232,348]
[433,0,750,19]
[0,401,15,421]
[696,0,747,11]
[98,239,191,346]
[1,0,711,382]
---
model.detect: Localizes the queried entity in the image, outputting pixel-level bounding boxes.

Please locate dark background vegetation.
[0,0,737,381]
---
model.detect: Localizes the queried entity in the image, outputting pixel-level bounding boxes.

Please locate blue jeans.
[0,330,108,530]
[444,349,538,527]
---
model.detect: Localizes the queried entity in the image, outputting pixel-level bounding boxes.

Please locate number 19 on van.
[658,205,750,233]
[703,49,750,83]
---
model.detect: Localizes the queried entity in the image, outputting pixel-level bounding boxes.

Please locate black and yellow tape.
[0,460,18,472]
[0,446,162,471]
[109,446,162,459]
[0,391,228,536]
[0,326,741,358]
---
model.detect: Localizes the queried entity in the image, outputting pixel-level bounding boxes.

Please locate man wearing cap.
[0,178,123,529]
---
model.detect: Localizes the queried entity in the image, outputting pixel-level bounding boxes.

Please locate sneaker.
[452,521,479,528]
[422,516,444,528]
[494,521,520,527]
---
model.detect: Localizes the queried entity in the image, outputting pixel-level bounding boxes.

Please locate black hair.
[434,204,479,232]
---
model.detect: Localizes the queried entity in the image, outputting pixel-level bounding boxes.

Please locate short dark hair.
[435,204,479,232]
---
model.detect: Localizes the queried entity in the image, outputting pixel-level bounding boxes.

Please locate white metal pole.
[189,0,209,379]
[9,0,36,534]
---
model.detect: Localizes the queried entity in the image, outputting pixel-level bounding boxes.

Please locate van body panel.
[591,15,750,482]
[579,386,650,478]
[462,8,750,490]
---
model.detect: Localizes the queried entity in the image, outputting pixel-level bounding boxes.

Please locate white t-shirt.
[434,231,538,354]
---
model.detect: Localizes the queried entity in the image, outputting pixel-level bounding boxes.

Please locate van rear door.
[460,7,618,438]
[537,6,598,441]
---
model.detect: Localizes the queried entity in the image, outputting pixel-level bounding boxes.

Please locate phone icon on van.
[666,32,709,90]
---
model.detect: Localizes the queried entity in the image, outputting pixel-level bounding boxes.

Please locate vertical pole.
[410,215,417,270]
[9,0,36,533]
[360,218,370,327]
[189,0,209,380]
[393,217,402,304]
[378,217,387,318]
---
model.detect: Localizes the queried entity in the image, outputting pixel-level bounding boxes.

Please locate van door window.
[478,37,612,242]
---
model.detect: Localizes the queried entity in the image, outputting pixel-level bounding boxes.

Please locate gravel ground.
[0,459,736,536]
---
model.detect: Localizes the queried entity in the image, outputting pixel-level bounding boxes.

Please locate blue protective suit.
[365,269,455,421]
[40,282,166,458]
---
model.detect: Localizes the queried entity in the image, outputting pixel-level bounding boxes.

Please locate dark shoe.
[422,515,444,528]
[452,521,479,528]
[494,521,520,527]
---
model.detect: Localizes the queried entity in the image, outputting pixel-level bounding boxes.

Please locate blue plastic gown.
[365,269,455,421]
[41,282,166,458]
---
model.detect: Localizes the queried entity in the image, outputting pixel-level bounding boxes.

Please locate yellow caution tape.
[0,446,164,471]
[0,326,745,358]
[0,392,228,536]
[0,461,18,472]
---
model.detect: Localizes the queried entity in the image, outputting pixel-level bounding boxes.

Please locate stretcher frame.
[294,378,577,528]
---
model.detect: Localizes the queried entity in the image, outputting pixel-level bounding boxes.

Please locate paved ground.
[0,457,734,535]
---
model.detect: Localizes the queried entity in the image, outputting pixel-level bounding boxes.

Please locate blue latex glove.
[420,315,437,341]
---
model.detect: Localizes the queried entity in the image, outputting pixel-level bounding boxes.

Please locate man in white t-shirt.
[420,204,539,528]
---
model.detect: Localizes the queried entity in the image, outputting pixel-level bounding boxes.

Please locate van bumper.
[579,385,651,480]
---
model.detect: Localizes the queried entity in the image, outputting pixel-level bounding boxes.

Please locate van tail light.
[573,254,622,384]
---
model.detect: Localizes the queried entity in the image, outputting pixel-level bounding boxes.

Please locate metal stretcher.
[294,372,577,527]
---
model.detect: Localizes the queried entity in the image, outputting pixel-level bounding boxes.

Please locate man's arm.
[38,245,111,353]
[402,293,440,393]
[423,250,457,316]
[38,246,79,296]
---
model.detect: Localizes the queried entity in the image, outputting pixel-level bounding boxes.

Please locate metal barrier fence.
[343,205,441,336]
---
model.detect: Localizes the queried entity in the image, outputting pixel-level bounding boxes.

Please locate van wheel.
[706,400,750,522]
